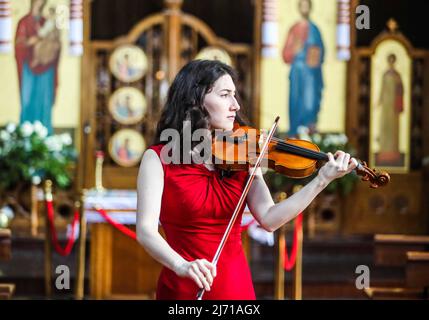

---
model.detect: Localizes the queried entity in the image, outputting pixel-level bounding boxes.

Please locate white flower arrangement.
[296,126,358,195]
[0,122,76,190]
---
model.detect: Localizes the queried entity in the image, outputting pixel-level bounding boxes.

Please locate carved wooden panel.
[343,172,425,235]
[93,24,167,164]
[410,58,425,170]
[356,56,371,162]
[344,27,428,235]
[81,2,255,189]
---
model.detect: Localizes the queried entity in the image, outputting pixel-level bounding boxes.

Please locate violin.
[212,121,390,188]
[198,117,388,300]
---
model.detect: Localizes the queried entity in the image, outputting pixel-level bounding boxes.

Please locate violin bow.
[196,116,280,300]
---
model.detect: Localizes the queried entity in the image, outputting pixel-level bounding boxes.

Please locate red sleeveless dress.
[148,144,256,300]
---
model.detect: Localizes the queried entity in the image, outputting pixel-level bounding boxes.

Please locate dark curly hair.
[154,60,247,150]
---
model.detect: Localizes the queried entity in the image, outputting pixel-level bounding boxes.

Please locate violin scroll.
[355,160,390,188]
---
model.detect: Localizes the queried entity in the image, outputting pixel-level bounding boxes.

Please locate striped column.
[261,0,279,58]
[336,0,351,61]
[69,0,83,56]
[0,0,11,53]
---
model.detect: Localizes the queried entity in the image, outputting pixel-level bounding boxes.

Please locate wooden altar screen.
[343,17,429,235]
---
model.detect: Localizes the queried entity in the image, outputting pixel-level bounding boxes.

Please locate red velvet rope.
[95,208,137,240]
[241,218,256,231]
[281,213,303,271]
[95,208,254,240]
[45,200,79,256]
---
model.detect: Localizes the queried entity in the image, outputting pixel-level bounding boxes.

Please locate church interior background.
[0,0,428,300]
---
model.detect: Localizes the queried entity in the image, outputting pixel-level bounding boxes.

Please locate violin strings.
[275,143,326,161]
[269,137,328,160]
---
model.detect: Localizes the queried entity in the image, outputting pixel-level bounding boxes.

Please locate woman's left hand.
[317,151,357,185]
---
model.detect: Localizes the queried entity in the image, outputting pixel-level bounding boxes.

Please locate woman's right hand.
[174,259,217,291]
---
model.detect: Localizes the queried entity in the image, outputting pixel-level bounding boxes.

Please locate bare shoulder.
[142,148,161,163]
[138,148,164,182]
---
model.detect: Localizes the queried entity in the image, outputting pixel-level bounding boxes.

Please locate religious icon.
[108,129,146,167]
[15,0,61,135]
[376,54,404,166]
[195,46,233,66]
[109,44,147,83]
[109,87,146,125]
[282,0,324,136]
[370,39,411,172]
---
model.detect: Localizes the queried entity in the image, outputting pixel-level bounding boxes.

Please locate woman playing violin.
[136,59,357,300]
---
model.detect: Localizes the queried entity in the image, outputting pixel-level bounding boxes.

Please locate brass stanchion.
[292,185,303,300]
[293,216,303,300]
[75,148,103,299]
[31,182,39,237]
[274,225,286,299]
[43,180,53,297]
[274,191,287,300]
[95,151,105,193]
[75,195,86,300]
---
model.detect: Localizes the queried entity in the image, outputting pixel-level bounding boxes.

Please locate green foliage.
[0,122,77,190]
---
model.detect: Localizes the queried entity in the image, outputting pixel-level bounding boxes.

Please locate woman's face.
[203,74,240,131]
